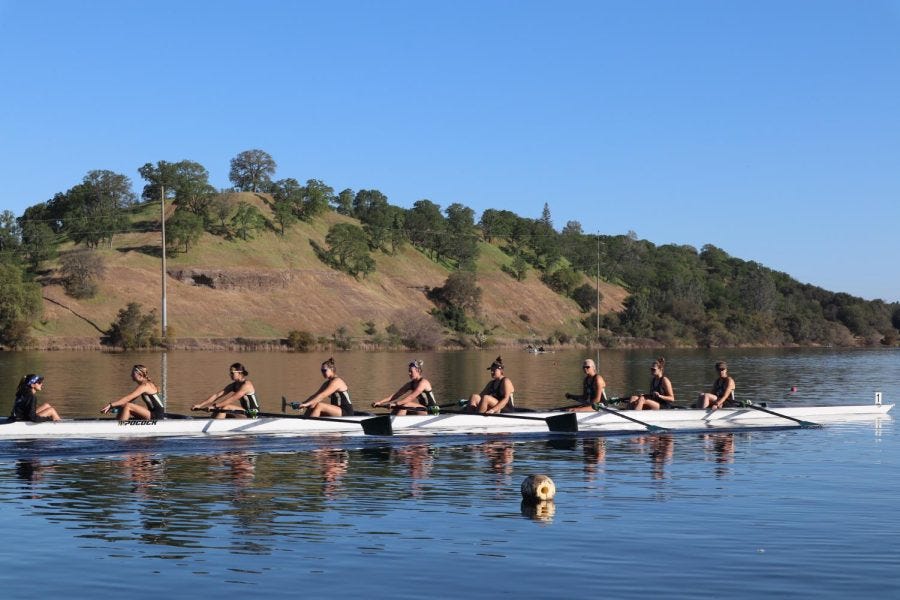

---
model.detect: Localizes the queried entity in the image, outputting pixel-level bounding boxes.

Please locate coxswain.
[10,374,61,422]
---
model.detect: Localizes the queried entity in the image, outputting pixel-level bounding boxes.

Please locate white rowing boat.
[0,395,891,440]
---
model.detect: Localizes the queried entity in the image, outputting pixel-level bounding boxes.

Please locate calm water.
[0,348,898,598]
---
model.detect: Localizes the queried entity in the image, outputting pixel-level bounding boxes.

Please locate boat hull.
[0,403,891,440]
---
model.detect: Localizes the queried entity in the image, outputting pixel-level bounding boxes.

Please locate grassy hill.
[30,193,626,349]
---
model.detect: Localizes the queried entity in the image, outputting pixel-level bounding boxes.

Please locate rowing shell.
[0,401,891,440]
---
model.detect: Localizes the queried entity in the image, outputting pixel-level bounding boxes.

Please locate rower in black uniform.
[102,364,166,420]
[372,359,437,415]
[298,357,353,417]
[192,362,260,418]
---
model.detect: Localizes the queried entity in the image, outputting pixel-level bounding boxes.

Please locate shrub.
[287,329,316,352]
[106,302,159,350]
[60,250,106,299]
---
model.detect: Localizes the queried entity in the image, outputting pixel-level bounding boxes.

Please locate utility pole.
[160,184,167,337]
[160,183,168,412]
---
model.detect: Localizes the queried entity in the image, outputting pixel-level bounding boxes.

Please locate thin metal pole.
[596,233,601,366]
[160,184,167,337]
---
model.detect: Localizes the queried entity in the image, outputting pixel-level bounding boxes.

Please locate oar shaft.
[595,404,668,432]
[741,403,820,428]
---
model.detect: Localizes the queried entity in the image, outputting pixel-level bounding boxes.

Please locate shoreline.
[7,336,893,352]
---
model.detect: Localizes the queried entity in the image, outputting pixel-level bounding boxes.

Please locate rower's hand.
[100,403,112,414]
[565,393,573,400]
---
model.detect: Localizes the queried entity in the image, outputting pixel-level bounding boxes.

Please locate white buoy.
[521,474,556,501]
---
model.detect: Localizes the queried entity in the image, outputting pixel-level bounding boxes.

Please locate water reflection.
[702,433,735,477]
[314,448,348,500]
[393,444,433,498]
[582,438,606,481]
[520,499,556,523]
[626,434,675,480]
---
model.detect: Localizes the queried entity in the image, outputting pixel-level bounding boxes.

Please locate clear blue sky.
[2,1,899,301]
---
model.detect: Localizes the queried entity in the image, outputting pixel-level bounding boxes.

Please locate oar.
[280,397,393,436]
[736,401,821,429]
[592,404,669,433]
[444,410,578,433]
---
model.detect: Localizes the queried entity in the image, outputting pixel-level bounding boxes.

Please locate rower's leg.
[697,393,716,409]
[467,394,482,413]
[478,395,498,414]
[36,403,61,421]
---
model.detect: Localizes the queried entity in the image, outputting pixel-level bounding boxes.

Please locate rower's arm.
[302,379,341,407]
[107,384,148,411]
[193,388,228,410]
[374,382,412,407]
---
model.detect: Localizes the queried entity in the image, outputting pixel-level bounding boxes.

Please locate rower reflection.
[582,438,606,480]
[315,448,349,500]
[628,434,675,480]
[394,444,434,498]
[703,432,735,477]
[484,441,514,475]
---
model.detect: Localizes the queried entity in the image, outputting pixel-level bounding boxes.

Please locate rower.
[102,365,165,421]
[192,362,259,418]
[628,357,676,410]
[565,358,608,412]
[372,359,437,415]
[296,357,353,417]
[466,357,516,414]
[10,374,61,422]
[696,361,736,410]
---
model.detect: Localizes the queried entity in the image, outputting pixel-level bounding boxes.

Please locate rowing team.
[566,357,736,413]
[7,355,736,424]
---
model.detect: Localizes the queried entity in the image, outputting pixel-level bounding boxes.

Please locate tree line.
[1,148,898,349]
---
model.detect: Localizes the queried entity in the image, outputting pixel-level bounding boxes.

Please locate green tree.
[0,260,42,347]
[540,202,553,229]
[0,210,21,253]
[572,283,600,312]
[427,271,482,333]
[229,149,277,192]
[138,160,214,220]
[230,202,265,240]
[501,252,529,281]
[405,199,445,258]
[270,178,302,235]
[443,203,480,269]
[166,209,204,253]
[62,170,135,249]
[333,188,355,215]
[106,302,159,350]
[20,221,58,271]
[323,223,375,277]
[542,265,581,295]
[300,179,334,221]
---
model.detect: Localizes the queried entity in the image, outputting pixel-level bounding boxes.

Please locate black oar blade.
[361,415,393,436]
[546,412,578,433]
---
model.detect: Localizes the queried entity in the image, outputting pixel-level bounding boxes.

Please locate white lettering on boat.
[117,420,158,426]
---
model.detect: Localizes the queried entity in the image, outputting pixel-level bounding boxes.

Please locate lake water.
[0,348,898,598]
